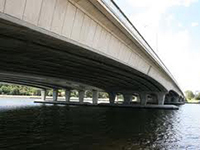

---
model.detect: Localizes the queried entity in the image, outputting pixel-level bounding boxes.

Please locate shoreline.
[0,95,40,98]
[186,102,200,104]
[0,95,64,99]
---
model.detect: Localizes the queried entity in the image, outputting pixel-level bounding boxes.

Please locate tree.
[195,92,200,100]
[185,90,194,100]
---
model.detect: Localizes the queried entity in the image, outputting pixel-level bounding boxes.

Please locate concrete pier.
[140,92,147,105]
[123,94,132,104]
[174,96,180,103]
[41,89,46,101]
[65,89,71,102]
[79,90,85,104]
[108,92,116,104]
[53,89,58,101]
[34,100,179,110]
[92,90,98,104]
[157,92,166,105]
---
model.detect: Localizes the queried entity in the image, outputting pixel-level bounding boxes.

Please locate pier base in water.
[34,100,179,110]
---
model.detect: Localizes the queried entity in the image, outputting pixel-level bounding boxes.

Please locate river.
[0,97,199,150]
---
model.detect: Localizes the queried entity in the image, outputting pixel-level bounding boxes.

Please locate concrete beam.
[65,89,71,102]
[79,90,85,103]
[53,89,58,101]
[41,89,46,101]
[165,95,171,103]
[92,90,98,104]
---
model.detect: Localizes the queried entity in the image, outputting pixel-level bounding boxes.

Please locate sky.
[114,0,200,92]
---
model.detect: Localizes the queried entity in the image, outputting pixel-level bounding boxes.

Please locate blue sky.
[115,0,200,92]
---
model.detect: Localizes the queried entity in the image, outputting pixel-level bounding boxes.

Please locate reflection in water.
[0,98,200,149]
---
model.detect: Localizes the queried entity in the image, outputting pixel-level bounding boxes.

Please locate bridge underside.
[0,16,166,93]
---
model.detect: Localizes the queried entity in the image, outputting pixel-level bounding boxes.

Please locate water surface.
[0,98,199,149]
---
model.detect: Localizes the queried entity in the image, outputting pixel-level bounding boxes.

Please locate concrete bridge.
[0,0,185,106]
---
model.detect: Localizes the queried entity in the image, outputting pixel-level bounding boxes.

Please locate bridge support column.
[123,94,132,104]
[108,92,116,104]
[139,92,147,105]
[176,97,180,103]
[53,89,58,101]
[41,89,46,101]
[165,95,171,103]
[79,90,85,104]
[136,95,140,102]
[92,90,98,105]
[157,92,166,105]
[172,96,179,103]
[65,89,71,102]
[150,94,158,104]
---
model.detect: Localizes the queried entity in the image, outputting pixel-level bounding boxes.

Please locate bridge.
[0,0,185,106]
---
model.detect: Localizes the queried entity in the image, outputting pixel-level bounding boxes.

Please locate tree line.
[0,84,109,98]
[185,90,200,100]
[0,84,41,96]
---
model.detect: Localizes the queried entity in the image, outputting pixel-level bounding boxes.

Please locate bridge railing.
[101,0,181,89]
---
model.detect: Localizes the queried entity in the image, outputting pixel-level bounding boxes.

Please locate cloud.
[125,0,200,91]
[128,0,198,8]
[191,22,199,27]
[157,30,200,91]
[178,23,183,27]
[128,0,198,29]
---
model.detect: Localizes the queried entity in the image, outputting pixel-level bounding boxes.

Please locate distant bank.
[186,99,200,104]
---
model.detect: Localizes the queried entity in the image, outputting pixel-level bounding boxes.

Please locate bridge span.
[0,0,185,106]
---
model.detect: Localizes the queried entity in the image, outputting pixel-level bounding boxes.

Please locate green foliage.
[85,91,92,98]
[70,90,78,97]
[0,84,40,96]
[195,92,200,100]
[185,90,194,100]
[99,92,108,98]
[0,84,111,98]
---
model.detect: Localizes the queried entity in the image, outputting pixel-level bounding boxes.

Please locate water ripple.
[0,98,200,149]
